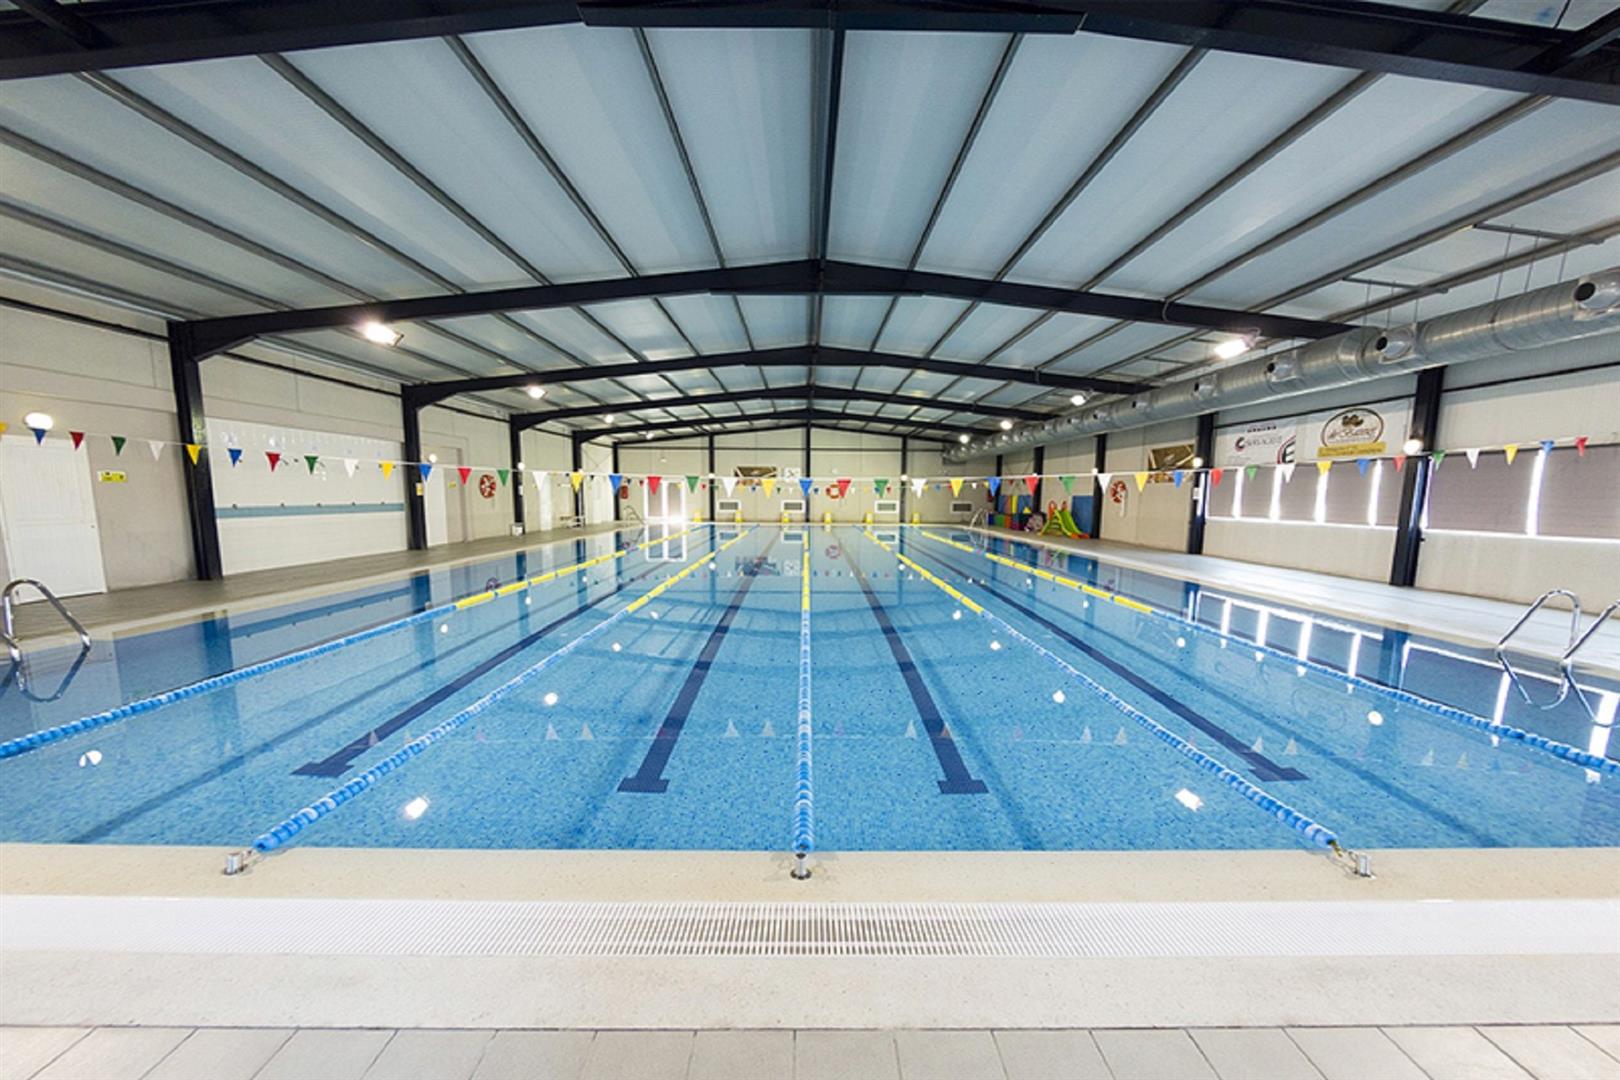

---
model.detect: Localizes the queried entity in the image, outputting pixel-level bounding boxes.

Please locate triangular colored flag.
[0,422,6,435]
[1061,476,1075,494]
[1356,458,1369,476]
[1503,443,1519,465]
[836,478,852,499]
[1316,460,1332,476]
[721,476,737,496]
[148,440,164,461]
[949,477,964,497]
[873,478,887,497]
[420,462,434,481]
[381,461,396,479]
[1209,468,1223,487]
[763,476,776,497]
[800,477,814,498]
[1133,471,1148,492]
[1278,462,1296,482]
[1392,455,1405,472]
[111,435,126,456]
[1244,465,1257,482]
[1576,436,1588,456]
[987,477,1001,497]
[1097,472,1112,491]
[1538,439,1554,455]
[911,477,926,496]
[30,425,48,445]
[569,471,584,492]
[1465,448,1480,468]
[186,444,202,465]
[266,451,282,472]
[1172,470,1184,488]
[648,475,662,496]
[228,447,243,467]
[457,465,472,486]
[1024,474,1040,494]
[1431,450,1446,467]
[343,457,358,478]
[496,468,509,486]
[305,454,320,474]
[687,475,700,493]
[70,431,85,450]
[608,473,622,493]
[531,469,546,488]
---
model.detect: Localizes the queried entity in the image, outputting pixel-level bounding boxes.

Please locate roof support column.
[165,321,223,580]
[899,435,909,524]
[611,441,621,522]
[401,390,428,551]
[1390,366,1444,587]
[508,419,525,534]
[708,433,717,523]
[570,433,586,524]
[1186,413,1215,555]
[1088,434,1107,539]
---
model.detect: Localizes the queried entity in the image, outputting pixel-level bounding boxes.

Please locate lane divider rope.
[866,531,1344,852]
[228,528,751,871]
[0,525,696,763]
[920,530,1617,778]
[792,531,814,878]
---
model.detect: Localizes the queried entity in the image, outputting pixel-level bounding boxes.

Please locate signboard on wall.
[1216,400,1411,466]
[1147,442,1195,482]
[734,464,778,479]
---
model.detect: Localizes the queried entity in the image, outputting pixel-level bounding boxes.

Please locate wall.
[1092,420,1197,551]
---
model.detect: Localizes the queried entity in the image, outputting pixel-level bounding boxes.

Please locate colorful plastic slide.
[1040,502,1086,540]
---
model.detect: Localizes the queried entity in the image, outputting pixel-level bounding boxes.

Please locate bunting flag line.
[1539,439,1554,455]
[569,471,584,492]
[186,444,202,465]
[496,469,509,486]
[762,476,776,498]
[1172,470,1184,488]
[949,477,965,497]
[1279,462,1296,483]
[1316,460,1332,476]
[721,476,737,496]
[381,461,396,479]
[911,476,926,497]
[70,431,85,450]
[28,425,47,445]
[111,435,126,456]
[457,466,472,487]
[1503,443,1519,465]
[530,469,545,488]
[1024,474,1040,494]
[1133,471,1149,492]
[305,455,320,475]
[1465,448,1481,468]
[420,462,434,482]
[800,477,814,498]
[344,458,358,478]
[1576,436,1589,456]
[648,475,663,496]
[835,478,852,499]
[687,475,701,493]
[266,452,282,472]
[1432,450,1446,467]
[1356,458,1369,476]
[1060,475,1075,493]
[1392,455,1405,472]
[1244,465,1258,482]
[1097,472,1112,493]
[228,447,244,468]
[873,478,887,497]
[987,477,1001,497]
[608,473,622,494]
[148,440,164,461]
[1209,468,1223,487]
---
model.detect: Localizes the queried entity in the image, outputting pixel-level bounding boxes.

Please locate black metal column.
[899,435,909,522]
[401,391,428,551]
[611,442,621,522]
[1031,444,1045,517]
[804,424,813,521]
[993,453,1004,517]
[1088,434,1107,538]
[1187,413,1216,555]
[570,433,586,522]
[166,321,223,580]
[1390,366,1445,587]
[707,433,717,522]
[507,419,524,533]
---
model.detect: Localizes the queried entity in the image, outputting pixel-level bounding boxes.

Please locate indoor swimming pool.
[1,525,1615,857]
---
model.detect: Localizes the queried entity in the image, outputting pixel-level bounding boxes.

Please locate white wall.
[1094,420,1197,550]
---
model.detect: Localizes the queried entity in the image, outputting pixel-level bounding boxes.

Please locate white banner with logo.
[1217,401,1411,466]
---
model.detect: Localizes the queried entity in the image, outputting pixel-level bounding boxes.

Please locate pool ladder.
[1,578,92,701]
[1495,589,1618,719]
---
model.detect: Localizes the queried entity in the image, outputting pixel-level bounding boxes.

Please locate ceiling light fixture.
[360,321,402,347]
[603,414,615,424]
[999,419,1013,431]
[1213,332,1258,361]
[1070,393,1086,406]
[958,434,970,444]
[526,384,545,399]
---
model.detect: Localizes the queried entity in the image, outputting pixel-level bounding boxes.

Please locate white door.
[0,436,108,597]
[423,468,448,547]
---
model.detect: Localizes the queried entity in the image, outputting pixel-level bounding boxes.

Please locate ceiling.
[2,0,1619,445]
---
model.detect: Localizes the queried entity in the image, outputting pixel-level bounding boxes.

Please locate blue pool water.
[2,525,1616,854]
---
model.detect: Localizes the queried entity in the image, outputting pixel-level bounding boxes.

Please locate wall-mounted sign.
[1147,442,1195,482]
[97,470,127,483]
[1216,400,1410,466]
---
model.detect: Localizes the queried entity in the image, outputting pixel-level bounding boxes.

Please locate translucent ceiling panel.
[973,384,1052,410]
[116,56,528,287]
[845,366,907,394]
[582,299,697,362]
[463,26,716,274]
[614,372,684,397]
[890,369,957,396]
[0,145,355,310]
[980,310,1119,369]
[760,366,810,389]
[829,32,1007,266]
[510,307,636,363]
[286,328,482,383]
[736,295,811,348]
[818,295,892,351]
[1011,54,1357,289]
[657,294,751,354]
[808,364,859,390]
[872,296,970,355]
[427,313,583,371]
[1106,75,1521,296]
[646,29,813,263]
[928,301,1050,361]
[1185,99,1620,310]
[712,368,767,393]
[916,33,1188,277]
[1044,323,1192,376]
[0,75,441,300]
[662,369,725,395]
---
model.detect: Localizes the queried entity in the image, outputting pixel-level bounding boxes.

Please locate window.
[1323,460,1401,526]
[1238,468,1272,519]
[1275,467,1319,523]
[1425,450,1537,534]
[1534,444,1620,539]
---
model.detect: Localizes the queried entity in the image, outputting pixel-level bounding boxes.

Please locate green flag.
[111,435,126,456]
[1244,465,1257,482]
[686,475,700,492]
[1060,475,1074,493]
[305,454,319,474]
[496,468,509,486]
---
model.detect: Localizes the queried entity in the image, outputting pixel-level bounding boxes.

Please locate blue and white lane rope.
[792,531,814,879]
[0,525,694,763]
[867,531,1345,853]
[231,528,751,870]
[923,530,1617,779]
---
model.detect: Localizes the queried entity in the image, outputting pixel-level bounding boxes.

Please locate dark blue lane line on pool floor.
[295,560,669,779]
[908,541,1306,783]
[619,536,780,794]
[840,539,989,796]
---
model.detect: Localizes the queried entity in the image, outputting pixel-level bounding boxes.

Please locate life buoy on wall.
[1107,477,1129,515]
[477,472,498,499]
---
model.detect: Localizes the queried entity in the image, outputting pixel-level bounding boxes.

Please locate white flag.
[147,439,165,461]
[1097,471,1112,491]
[1465,448,1481,468]
[532,470,548,488]
[343,458,359,478]
[911,477,927,496]
[1278,462,1296,483]
[721,476,738,496]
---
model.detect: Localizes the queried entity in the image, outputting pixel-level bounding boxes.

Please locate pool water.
[2,525,1615,853]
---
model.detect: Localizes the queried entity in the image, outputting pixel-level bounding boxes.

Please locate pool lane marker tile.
[841,536,988,795]
[619,536,780,794]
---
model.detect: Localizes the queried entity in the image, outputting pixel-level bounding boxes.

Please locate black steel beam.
[402,397,428,551]
[1390,366,1444,587]
[9,1,1619,105]
[511,384,1049,428]
[593,407,979,441]
[1186,412,1215,555]
[508,420,525,531]
[165,321,223,581]
[183,258,1351,358]
[1088,434,1106,538]
[406,345,1147,406]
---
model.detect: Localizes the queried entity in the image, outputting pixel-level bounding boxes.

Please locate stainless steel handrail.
[2,578,92,664]
[1494,589,1582,710]
[1561,598,1619,720]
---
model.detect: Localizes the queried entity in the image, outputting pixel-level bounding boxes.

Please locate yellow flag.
[570,471,584,492]
[762,476,776,498]
[185,443,202,465]
[1316,460,1332,475]
[0,422,8,435]
[1133,471,1148,492]
[1503,443,1519,465]
[949,477,964,497]
[380,461,395,479]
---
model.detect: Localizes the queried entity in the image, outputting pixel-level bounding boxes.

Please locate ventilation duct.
[946,267,1620,462]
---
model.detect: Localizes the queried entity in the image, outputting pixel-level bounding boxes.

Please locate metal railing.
[2,578,92,698]
[1562,598,1620,719]
[1496,588,1618,719]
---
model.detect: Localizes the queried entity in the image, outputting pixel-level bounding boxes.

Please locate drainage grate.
[5,897,1616,959]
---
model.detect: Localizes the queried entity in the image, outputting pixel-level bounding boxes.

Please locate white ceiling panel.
[581,298,697,362]
[980,310,1121,368]
[1044,322,1195,375]
[828,31,1008,266]
[760,366,809,388]
[712,368,767,392]
[658,294,752,354]
[736,294,811,347]
[872,296,970,354]
[846,366,907,394]
[647,29,814,263]
[114,56,529,287]
[509,307,635,363]
[915,33,1189,276]
[423,313,580,370]
[818,295,892,351]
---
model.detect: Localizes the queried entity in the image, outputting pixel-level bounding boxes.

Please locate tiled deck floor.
[5,1025,1618,1080]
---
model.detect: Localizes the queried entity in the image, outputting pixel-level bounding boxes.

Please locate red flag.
[836,477,852,499]
[648,475,662,496]
[70,431,85,450]
[1024,474,1040,494]
[1576,436,1589,456]
[457,466,472,487]
[266,452,281,472]
[1210,467,1224,487]
[1393,454,1406,472]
